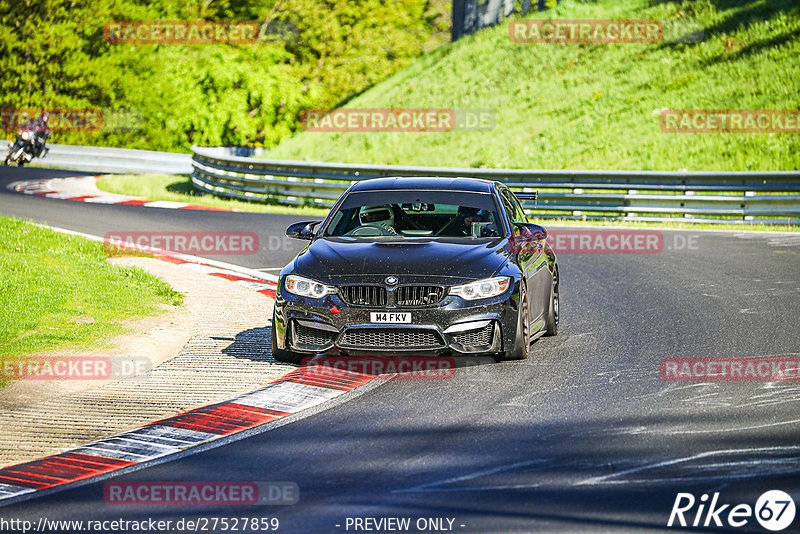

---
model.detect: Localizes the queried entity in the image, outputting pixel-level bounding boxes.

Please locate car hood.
[290,237,510,284]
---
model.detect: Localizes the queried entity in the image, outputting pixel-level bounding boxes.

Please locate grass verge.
[0,216,183,390]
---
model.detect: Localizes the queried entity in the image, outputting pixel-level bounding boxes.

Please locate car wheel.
[496,282,530,362]
[271,320,304,365]
[545,268,559,336]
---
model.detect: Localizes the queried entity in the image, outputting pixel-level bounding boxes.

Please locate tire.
[545,268,559,336]
[496,282,530,362]
[3,156,9,166]
[17,160,24,167]
[271,320,304,365]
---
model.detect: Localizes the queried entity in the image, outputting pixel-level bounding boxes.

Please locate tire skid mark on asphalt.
[575,445,800,487]
[394,446,800,494]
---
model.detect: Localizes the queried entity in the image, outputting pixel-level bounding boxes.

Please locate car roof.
[348,177,496,194]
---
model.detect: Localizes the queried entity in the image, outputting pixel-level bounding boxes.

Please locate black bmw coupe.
[272,177,559,364]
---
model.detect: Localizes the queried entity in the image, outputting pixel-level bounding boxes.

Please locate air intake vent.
[395,285,446,307]
[294,322,335,350]
[339,286,388,306]
[453,323,494,348]
[339,328,444,350]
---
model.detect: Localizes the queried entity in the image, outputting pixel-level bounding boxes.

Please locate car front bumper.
[273,283,521,357]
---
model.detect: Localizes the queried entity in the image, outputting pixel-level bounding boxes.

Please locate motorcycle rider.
[5,111,50,165]
[21,112,50,157]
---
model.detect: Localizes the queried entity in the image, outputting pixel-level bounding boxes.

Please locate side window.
[499,191,516,226]
[510,194,528,223]
[501,190,527,223]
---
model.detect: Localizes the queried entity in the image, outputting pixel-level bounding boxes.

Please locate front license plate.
[370,312,411,324]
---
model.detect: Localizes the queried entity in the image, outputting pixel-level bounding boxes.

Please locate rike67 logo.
[668,490,796,531]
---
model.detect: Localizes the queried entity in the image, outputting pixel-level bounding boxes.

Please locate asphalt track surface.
[2,166,800,533]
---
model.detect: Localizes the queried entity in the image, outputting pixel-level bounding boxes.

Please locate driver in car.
[358,205,397,235]
[449,206,486,236]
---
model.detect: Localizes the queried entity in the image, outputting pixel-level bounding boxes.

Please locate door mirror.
[513,222,547,241]
[510,223,547,255]
[286,220,321,240]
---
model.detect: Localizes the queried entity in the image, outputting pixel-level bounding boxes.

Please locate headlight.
[284,275,336,299]
[451,276,511,301]
[21,131,32,140]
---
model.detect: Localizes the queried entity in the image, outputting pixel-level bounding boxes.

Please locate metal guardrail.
[191,145,800,223]
[1,141,192,175]
[452,0,558,42]
[3,141,796,223]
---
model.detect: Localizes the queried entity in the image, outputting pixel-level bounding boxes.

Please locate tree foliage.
[0,0,449,151]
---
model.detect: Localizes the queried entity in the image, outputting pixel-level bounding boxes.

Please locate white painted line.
[234,280,277,291]
[0,483,35,498]
[180,263,278,284]
[171,254,279,283]
[73,437,181,462]
[119,426,217,448]
[181,263,223,275]
[29,223,279,284]
[132,425,217,443]
[143,200,191,209]
[235,382,340,413]
[41,192,78,199]
[82,195,131,204]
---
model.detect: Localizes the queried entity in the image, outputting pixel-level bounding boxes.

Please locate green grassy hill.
[267,0,800,170]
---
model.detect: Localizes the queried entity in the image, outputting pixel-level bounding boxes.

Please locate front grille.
[395,285,446,307]
[294,322,334,349]
[339,285,388,306]
[453,323,494,348]
[339,328,444,350]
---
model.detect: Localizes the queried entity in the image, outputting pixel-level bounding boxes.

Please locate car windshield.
[323,190,503,238]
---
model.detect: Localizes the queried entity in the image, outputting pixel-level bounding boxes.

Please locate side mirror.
[513,222,547,241]
[286,220,322,240]
[510,223,547,255]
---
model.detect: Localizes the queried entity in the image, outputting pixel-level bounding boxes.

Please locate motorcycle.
[5,117,50,167]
